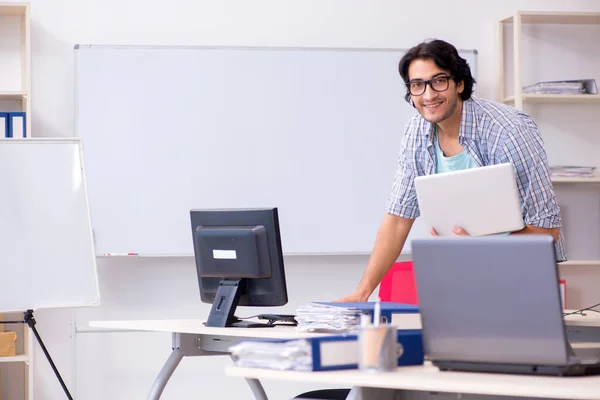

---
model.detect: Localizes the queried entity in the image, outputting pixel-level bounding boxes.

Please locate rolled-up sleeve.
[385,120,420,219]
[498,118,561,228]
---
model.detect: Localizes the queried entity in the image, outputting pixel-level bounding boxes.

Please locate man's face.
[407,58,464,124]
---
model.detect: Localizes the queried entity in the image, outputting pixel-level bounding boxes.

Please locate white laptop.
[414,163,524,236]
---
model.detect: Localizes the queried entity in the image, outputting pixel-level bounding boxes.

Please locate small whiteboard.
[0,138,99,313]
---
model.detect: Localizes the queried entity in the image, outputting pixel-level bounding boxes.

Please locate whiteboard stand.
[0,138,100,400]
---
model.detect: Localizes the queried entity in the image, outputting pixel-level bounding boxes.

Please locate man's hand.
[430,227,469,236]
[334,290,369,303]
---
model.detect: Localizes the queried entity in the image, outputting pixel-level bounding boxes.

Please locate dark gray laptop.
[411,235,600,376]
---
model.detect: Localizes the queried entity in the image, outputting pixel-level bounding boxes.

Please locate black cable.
[236,314,260,320]
[563,302,600,317]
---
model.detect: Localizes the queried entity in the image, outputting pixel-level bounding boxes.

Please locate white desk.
[225,359,600,400]
[88,319,330,400]
[89,311,600,400]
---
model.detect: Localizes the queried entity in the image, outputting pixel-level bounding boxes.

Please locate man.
[338,39,566,303]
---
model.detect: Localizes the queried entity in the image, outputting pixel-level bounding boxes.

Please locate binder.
[8,112,26,138]
[316,301,420,325]
[231,328,424,371]
[0,113,8,138]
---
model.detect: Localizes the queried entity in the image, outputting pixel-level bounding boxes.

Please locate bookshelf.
[0,2,30,137]
[0,4,34,399]
[498,11,600,110]
[499,11,600,309]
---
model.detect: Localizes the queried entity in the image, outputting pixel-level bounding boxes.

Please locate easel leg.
[24,310,73,400]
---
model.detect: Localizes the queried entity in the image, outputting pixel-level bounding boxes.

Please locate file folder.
[231,329,424,371]
[0,113,8,138]
[8,112,26,138]
[316,301,419,324]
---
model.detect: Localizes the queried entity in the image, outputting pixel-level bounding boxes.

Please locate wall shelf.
[504,94,600,105]
[0,91,27,101]
[500,11,600,25]
[0,355,29,363]
[560,260,600,267]
[0,4,28,16]
[551,175,600,183]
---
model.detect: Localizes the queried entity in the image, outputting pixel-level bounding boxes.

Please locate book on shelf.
[0,112,26,138]
[8,112,26,138]
[523,79,597,95]
[0,113,7,138]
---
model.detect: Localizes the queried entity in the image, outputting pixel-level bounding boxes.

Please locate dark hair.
[398,39,476,102]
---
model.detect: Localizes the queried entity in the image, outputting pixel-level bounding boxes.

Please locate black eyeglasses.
[406,75,454,96]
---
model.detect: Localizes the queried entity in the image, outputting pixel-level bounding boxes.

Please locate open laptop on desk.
[411,235,600,376]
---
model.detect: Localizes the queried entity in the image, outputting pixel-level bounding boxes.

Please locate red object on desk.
[560,279,566,310]
[379,261,419,305]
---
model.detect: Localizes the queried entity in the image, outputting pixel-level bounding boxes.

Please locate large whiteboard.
[0,139,99,313]
[74,45,477,256]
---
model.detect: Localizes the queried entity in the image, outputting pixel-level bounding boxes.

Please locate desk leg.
[243,377,268,400]
[147,332,210,400]
[147,347,184,400]
[147,332,269,400]
[228,355,268,400]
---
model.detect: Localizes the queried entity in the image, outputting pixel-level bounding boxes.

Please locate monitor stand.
[205,279,274,328]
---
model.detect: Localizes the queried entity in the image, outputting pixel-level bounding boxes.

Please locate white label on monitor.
[213,249,237,260]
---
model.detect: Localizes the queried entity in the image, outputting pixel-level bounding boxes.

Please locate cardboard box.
[0,332,17,357]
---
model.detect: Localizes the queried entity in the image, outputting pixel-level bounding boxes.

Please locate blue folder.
[0,113,8,138]
[8,112,26,138]
[236,329,423,371]
[316,301,419,324]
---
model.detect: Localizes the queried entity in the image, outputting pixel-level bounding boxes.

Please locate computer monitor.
[190,207,288,328]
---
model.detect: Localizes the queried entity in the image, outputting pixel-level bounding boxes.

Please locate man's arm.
[496,117,563,238]
[337,117,421,302]
[337,214,414,302]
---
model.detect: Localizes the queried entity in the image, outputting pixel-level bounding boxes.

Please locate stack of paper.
[522,79,598,95]
[295,303,362,333]
[550,165,596,178]
[230,339,314,371]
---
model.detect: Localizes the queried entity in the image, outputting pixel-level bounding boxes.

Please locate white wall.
[2,0,600,399]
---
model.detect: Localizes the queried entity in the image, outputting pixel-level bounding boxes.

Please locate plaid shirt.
[386,96,567,262]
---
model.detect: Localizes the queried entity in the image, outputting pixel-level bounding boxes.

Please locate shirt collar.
[424,97,477,144]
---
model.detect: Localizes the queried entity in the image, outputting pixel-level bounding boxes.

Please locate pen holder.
[358,323,397,372]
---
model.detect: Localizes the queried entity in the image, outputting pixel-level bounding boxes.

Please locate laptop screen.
[411,235,569,366]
